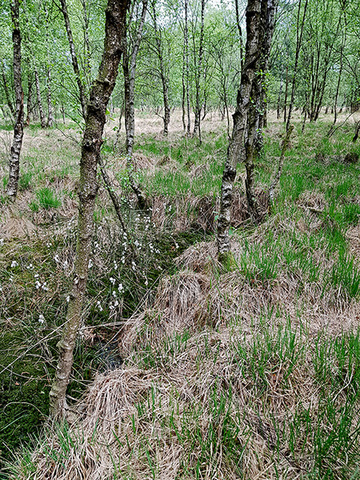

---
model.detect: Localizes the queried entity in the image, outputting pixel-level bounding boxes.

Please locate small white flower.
[112,290,117,297]
[38,314,45,324]
[145,279,148,286]
[109,277,116,285]
[42,282,49,291]
[66,295,70,303]
[63,260,69,269]
[11,261,18,268]
[54,255,60,263]
[88,259,93,268]
[0,238,4,246]
[118,283,124,292]
[35,281,41,289]
[113,300,119,307]
[34,273,39,278]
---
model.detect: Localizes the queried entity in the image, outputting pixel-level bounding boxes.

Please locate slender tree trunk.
[184,0,191,135]
[152,1,170,135]
[47,67,54,127]
[61,103,66,123]
[123,0,148,157]
[114,99,125,149]
[217,0,278,261]
[181,46,186,131]
[277,71,283,120]
[235,0,245,69]
[81,0,92,89]
[331,17,346,129]
[7,0,24,201]
[25,74,33,126]
[49,0,129,421]
[286,0,308,131]
[58,0,87,118]
[35,69,46,128]
[283,64,288,123]
[1,61,15,118]
[193,0,205,138]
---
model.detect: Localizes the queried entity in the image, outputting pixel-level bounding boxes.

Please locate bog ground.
[1,109,360,479]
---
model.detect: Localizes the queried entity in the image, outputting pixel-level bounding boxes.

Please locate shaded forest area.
[1,0,360,478]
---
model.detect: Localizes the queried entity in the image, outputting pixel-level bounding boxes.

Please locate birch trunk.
[286,0,308,131]
[193,0,205,138]
[25,75,33,126]
[35,69,46,128]
[152,1,170,135]
[217,0,278,261]
[123,0,148,157]
[184,0,191,135]
[7,0,24,201]
[49,0,129,421]
[59,0,87,118]
[47,68,54,127]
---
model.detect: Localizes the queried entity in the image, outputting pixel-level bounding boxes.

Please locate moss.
[0,332,52,468]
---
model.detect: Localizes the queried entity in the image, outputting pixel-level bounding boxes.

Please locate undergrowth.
[1,112,360,479]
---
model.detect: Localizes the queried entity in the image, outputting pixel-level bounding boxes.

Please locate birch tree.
[217,0,278,262]
[7,0,24,201]
[49,0,129,421]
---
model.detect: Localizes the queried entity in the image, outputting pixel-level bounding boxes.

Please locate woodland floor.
[1,109,360,479]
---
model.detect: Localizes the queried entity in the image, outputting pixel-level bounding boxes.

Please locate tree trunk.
[123,0,148,157]
[193,0,205,139]
[277,71,283,120]
[49,0,129,421]
[25,74,33,126]
[184,0,191,135]
[152,1,170,135]
[81,0,92,89]
[7,0,24,201]
[286,0,308,131]
[59,0,87,118]
[283,64,288,123]
[217,0,278,262]
[47,67,54,127]
[35,69,46,128]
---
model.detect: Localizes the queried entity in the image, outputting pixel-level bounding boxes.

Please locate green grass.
[36,188,61,210]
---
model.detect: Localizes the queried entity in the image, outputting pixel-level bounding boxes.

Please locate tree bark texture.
[49,0,129,421]
[217,0,278,261]
[7,0,24,201]
[59,0,87,119]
